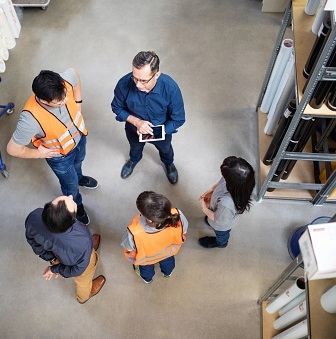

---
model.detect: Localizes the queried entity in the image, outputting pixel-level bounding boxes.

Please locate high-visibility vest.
[124,208,186,266]
[24,81,88,155]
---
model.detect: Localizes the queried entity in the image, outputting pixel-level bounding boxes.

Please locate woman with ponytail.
[198,156,255,248]
[121,191,188,283]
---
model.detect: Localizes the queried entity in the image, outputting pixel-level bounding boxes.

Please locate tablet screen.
[139,125,165,142]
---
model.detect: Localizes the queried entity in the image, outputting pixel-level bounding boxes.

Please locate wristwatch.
[50,258,57,265]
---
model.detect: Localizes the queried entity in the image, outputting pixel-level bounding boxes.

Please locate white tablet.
[139,125,165,142]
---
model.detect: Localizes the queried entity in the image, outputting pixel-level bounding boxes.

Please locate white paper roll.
[274,302,307,330]
[312,0,328,34]
[266,277,305,314]
[272,319,308,339]
[0,34,8,60]
[305,0,320,15]
[320,284,336,313]
[260,39,293,114]
[0,58,5,73]
[278,293,306,316]
[264,51,295,135]
[0,8,15,49]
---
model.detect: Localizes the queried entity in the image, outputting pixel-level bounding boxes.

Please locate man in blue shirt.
[25,195,106,304]
[111,51,185,184]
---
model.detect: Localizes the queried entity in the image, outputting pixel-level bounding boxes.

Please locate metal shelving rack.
[258,255,336,338]
[257,0,336,205]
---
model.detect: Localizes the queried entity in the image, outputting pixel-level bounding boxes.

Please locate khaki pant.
[74,250,98,303]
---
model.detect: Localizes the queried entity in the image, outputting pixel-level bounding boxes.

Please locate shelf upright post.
[256,0,292,109]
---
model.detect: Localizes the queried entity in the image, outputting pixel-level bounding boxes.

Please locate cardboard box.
[325,0,336,11]
[299,222,336,280]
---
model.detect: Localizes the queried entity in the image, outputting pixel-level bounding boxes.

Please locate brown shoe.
[78,275,106,304]
[90,275,106,298]
[93,234,100,251]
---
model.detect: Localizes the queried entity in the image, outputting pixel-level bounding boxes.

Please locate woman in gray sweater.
[198,156,255,248]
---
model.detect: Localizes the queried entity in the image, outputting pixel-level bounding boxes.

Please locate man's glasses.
[131,72,156,84]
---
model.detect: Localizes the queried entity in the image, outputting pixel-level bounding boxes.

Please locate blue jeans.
[46,135,86,205]
[139,256,175,282]
[214,229,231,246]
[125,123,174,165]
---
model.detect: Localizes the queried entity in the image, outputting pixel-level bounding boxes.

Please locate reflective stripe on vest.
[124,208,185,265]
[24,81,88,155]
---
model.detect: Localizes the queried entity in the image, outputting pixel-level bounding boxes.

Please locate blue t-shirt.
[111,72,185,134]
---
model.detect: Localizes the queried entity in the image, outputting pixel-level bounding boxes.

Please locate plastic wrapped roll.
[0,35,8,61]
[263,100,296,165]
[0,58,5,73]
[261,39,293,113]
[267,117,315,191]
[273,302,307,330]
[320,284,336,313]
[0,9,16,49]
[272,319,308,339]
[266,277,305,314]
[312,0,328,35]
[305,0,320,15]
[278,293,306,316]
[281,117,318,180]
[326,84,336,110]
[303,16,331,78]
[265,51,295,135]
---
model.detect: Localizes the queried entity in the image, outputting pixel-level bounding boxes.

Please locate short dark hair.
[136,191,180,229]
[132,51,160,74]
[42,199,76,233]
[32,70,66,102]
[220,156,255,214]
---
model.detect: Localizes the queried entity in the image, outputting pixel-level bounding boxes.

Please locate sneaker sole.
[79,182,99,189]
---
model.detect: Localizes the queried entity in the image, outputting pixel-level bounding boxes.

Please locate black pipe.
[281,118,318,180]
[303,16,331,78]
[326,83,336,110]
[263,99,296,165]
[267,117,315,192]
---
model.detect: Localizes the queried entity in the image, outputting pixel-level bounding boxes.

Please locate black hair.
[220,156,255,214]
[132,51,160,74]
[32,70,66,102]
[136,191,180,229]
[42,199,76,233]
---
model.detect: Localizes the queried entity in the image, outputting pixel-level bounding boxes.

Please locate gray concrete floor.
[0,1,335,338]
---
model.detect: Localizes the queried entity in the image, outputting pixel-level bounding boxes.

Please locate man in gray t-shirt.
[7,68,98,225]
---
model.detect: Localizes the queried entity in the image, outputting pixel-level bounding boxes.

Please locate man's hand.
[37,144,60,158]
[134,120,153,135]
[7,139,60,159]
[43,266,59,281]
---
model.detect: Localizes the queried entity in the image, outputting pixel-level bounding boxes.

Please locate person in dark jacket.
[25,195,105,304]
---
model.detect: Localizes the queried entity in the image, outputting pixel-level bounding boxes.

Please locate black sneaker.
[198,236,228,248]
[76,203,90,225]
[78,176,99,189]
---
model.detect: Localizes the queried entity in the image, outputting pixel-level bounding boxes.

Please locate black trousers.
[125,122,174,165]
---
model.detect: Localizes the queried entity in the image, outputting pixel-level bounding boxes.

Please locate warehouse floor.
[0,1,334,338]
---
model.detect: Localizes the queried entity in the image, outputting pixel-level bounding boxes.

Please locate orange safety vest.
[124,208,186,266]
[24,81,88,155]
